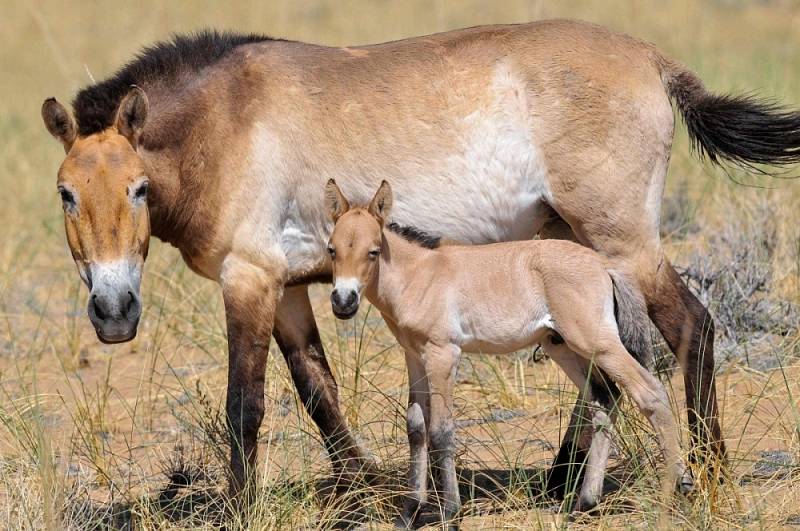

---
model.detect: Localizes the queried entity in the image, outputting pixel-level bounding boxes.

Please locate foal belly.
[456,309,552,355]
[460,327,549,355]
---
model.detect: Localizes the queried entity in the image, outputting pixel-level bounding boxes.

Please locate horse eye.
[327,246,336,258]
[368,249,380,259]
[58,187,75,207]
[133,182,149,201]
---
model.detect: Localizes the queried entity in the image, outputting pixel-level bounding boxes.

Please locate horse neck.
[365,229,427,320]
[137,85,216,250]
[140,149,179,244]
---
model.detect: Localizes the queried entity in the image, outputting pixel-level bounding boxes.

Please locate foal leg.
[574,366,619,513]
[421,343,461,529]
[585,337,690,499]
[273,285,375,484]
[540,216,591,498]
[546,341,620,513]
[220,254,284,495]
[395,349,430,528]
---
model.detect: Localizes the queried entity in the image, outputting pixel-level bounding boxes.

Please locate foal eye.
[327,246,336,258]
[368,249,380,259]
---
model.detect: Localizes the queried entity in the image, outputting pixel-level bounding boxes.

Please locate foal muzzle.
[330,286,360,320]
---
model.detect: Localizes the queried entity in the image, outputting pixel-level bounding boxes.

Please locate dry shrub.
[675,200,799,367]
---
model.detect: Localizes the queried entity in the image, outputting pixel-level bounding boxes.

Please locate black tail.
[609,271,653,371]
[659,56,800,171]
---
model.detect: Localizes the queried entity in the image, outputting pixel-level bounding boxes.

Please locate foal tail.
[657,55,800,171]
[608,271,654,371]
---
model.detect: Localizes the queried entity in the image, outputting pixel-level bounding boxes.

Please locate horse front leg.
[221,253,285,495]
[273,285,376,485]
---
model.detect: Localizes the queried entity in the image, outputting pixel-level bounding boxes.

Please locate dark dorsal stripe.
[72,30,278,136]
[387,222,441,249]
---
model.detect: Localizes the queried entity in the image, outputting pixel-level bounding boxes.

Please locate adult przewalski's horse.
[42,20,800,494]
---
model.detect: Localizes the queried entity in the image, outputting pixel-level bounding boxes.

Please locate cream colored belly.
[452,306,554,355]
[249,61,552,280]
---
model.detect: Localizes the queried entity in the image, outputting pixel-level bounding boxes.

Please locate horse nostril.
[123,291,136,317]
[92,294,108,321]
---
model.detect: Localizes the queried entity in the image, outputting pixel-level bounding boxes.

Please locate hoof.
[393,515,414,530]
[335,456,382,488]
[678,468,695,496]
[394,497,425,530]
[570,493,599,516]
[545,447,589,500]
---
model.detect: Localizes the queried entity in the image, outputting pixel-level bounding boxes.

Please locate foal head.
[325,180,393,319]
[41,88,150,343]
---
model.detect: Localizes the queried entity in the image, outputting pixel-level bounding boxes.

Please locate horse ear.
[115,86,149,148]
[368,180,393,224]
[325,179,351,221]
[42,98,76,153]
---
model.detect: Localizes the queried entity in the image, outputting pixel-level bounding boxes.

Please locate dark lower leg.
[428,424,459,527]
[281,339,370,472]
[273,286,374,480]
[545,406,589,499]
[648,262,725,466]
[226,373,265,497]
[221,264,279,497]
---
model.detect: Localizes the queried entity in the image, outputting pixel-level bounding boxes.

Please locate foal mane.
[72,30,280,136]
[387,222,441,249]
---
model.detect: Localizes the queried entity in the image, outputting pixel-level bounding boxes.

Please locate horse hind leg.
[644,259,725,471]
[574,369,620,513]
[543,139,724,476]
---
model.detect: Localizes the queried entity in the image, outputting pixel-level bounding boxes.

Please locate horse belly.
[389,62,552,244]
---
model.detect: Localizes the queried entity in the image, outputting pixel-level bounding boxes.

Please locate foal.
[325,180,692,526]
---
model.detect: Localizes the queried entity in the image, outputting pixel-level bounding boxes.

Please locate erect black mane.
[72,30,279,136]
[387,222,441,249]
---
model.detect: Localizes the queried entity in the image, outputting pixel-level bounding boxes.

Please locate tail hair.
[658,56,800,172]
[609,271,654,371]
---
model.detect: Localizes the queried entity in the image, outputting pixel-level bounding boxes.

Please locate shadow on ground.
[66,462,636,529]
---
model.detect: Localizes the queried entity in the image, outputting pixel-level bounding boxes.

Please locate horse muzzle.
[86,260,143,344]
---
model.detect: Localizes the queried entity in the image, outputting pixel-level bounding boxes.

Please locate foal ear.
[325,179,351,221]
[115,86,149,148]
[42,98,76,153]
[368,180,393,224]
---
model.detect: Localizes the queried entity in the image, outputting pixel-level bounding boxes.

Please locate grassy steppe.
[1,1,799,529]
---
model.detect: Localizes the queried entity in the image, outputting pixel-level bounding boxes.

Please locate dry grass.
[1,0,800,529]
